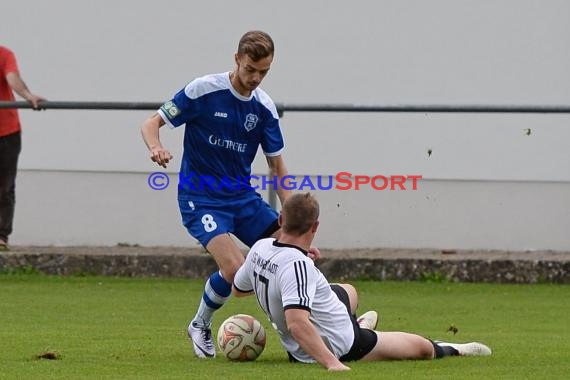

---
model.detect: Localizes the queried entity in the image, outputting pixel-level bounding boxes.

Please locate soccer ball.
[217,314,266,361]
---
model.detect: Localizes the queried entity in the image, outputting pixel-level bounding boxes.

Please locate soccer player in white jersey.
[141,31,318,358]
[233,193,492,371]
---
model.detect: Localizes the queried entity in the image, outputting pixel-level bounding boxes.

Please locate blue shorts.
[178,193,279,248]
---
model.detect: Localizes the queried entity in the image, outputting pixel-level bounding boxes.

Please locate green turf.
[0,273,568,379]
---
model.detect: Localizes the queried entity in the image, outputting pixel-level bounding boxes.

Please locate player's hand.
[150,147,173,169]
[28,94,46,110]
[327,362,351,371]
[308,246,321,261]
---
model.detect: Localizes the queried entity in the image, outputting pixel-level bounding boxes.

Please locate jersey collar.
[273,240,308,256]
[226,71,254,101]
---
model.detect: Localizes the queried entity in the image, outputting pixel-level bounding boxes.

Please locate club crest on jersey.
[244,113,259,132]
[161,101,180,119]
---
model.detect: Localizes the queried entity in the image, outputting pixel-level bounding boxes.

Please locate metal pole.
[268,175,277,210]
[0,101,162,110]
[275,104,570,114]
[4,100,569,211]
[2,101,570,113]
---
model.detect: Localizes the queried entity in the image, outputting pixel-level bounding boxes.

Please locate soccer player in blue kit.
[141,31,319,358]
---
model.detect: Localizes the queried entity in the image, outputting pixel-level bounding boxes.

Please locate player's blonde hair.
[237,30,274,61]
[281,193,319,236]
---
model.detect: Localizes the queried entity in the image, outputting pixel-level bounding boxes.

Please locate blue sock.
[192,271,232,327]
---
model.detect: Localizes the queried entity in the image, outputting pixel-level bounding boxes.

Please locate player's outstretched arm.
[285,308,350,371]
[141,113,172,169]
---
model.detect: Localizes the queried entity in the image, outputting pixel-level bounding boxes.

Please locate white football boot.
[435,341,492,356]
[188,321,216,358]
[357,310,379,330]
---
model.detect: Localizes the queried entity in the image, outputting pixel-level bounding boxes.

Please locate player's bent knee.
[338,283,358,310]
[337,283,357,297]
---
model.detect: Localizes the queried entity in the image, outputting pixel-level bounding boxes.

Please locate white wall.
[3,1,570,249]
[12,171,570,250]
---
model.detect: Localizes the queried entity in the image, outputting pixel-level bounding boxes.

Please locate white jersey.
[233,238,354,362]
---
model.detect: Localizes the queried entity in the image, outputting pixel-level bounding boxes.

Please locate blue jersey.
[158,72,284,201]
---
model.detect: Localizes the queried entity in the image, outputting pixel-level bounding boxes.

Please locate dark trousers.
[0,131,21,242]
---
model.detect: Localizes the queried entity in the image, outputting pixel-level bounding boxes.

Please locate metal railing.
[2,101,570,115]
[3,100,570,208]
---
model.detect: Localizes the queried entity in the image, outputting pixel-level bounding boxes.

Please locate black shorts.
[330,284,378,362]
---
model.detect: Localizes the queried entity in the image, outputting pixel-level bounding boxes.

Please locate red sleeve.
[0,47,19,76]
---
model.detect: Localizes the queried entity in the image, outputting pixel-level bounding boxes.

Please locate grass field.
[1,272,568,379]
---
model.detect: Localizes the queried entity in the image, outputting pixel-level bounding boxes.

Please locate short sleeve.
[280,259,317,311]
[254,89,284,156]
[0,47,19,76]
[233,250,254,293]
[157,82,201,128]
[261,117,284,157]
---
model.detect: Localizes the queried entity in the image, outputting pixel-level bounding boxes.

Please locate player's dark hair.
[237,30,274,61]
[281,193,319,236]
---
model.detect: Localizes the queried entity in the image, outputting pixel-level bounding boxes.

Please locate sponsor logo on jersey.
[244,113,259,131]
[214,111,228,118]
[161,101,180,119]
[208,134,247,153]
